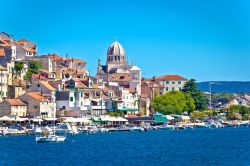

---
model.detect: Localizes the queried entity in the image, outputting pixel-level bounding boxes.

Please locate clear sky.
[1,0,250,81]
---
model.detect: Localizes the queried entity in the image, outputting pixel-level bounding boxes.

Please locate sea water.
[0,127,250,166]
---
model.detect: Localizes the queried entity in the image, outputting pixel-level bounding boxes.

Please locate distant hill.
[198,81,250,93]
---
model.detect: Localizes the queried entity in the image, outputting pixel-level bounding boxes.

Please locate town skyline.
[1,0,250,81]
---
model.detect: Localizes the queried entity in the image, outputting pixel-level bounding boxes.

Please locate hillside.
[198,81,250,93]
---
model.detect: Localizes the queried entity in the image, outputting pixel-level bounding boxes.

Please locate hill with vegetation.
[198,81,250,93]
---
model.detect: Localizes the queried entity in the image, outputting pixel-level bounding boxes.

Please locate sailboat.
[36,112,66,142]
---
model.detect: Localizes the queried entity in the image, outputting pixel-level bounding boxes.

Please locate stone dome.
[106,41,126,63]
[107,41,125,56]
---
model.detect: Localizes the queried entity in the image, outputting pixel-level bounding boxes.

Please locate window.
[69,81,74,86]
[160,92,162,95]
[80,93,83,97]
[166,87,168,91]
[37,84,40,88]
[179,87,182,91]
[172,81,175,84]
[178,81,182,84]
[166,81,169,84]
[172,87,175,91]
[70,97,74,102]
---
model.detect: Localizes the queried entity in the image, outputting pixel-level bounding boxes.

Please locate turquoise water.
[0,128,250,166]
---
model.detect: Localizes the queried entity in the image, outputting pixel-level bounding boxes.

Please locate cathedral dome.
[107,41,125,57]
[106,40,127,64]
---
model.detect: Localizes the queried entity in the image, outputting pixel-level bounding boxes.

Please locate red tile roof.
[6,99,27,106]
[0,65,7,71]
[32,74,46,79]
[155,74,187,81]
[26,92,48,101]
[39,80,57,91]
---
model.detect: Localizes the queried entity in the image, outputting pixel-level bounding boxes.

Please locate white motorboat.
[36,111,66,142]
[130,126,145,132]
[36,134,66,142]
[159,124,175,130]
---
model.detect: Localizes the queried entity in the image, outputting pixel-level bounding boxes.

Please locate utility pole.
[209,82,219,110]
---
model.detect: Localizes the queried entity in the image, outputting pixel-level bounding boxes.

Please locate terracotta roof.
[17,39,35,45]
[0,37,11,47]
[92,84,100,89]
[39,69,49,74]
[109,73,131,82]
[71,77,89,82]
[26,92,48,101]
[142,80,164,88]
[6,99,27,106]
[75,81,88,89]
[14,41,36,53]
[0,65,7,71]
[73,58,86,64]
[155,74,187,81]
[39,80,57,91]
[0,48,5,57]
[69,78,89,89]
[12,79,26,87]
[49,81,61,85]
[32,74,46,79]
[62,68,86,75]
[49,53,64,61]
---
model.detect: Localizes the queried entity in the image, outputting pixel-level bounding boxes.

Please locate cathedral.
[97,40,130,78]
[96,40,141,96]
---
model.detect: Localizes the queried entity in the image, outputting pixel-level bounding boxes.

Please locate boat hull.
[36,135,66,142]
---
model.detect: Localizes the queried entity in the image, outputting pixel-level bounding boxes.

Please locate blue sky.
[1,0,250,81]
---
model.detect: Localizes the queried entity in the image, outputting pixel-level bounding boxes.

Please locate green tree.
[226,105,242,120]
[25,61,41,79]
[182,79,208,110]
[15,61,24,76]
[152,91,195,115]
[212,93,235,106]
[190,111,205,121]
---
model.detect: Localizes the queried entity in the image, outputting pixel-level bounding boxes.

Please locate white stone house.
[0,99,27,117]
[18,92,55,118]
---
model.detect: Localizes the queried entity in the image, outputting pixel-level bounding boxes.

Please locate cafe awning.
[153,116,168,123]
[0,116,12,121]
[118,107,139,112]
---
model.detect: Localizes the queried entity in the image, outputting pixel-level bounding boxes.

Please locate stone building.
[0,99,27,117]
[18,92,55,118]
[155,74,187,94]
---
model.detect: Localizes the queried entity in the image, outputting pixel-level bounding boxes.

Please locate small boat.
[107,128,117,132]
[79,126,89,133]
[0,128,9,135]
[36,111,66,142]
[159,124,175,130]
[130,126,145,132]
[116,126,130,132]
[36,134,66,142]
